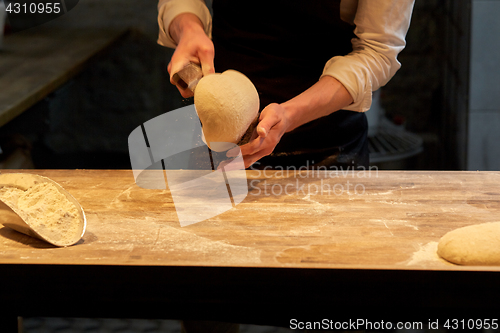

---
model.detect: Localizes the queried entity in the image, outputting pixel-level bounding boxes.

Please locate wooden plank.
[0,26,128,127]
[0,169,498,272]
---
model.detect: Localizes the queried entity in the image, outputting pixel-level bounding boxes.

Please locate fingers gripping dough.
[194,70,259,152]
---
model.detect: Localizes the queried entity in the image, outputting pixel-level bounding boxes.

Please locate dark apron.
[212,0,369,169]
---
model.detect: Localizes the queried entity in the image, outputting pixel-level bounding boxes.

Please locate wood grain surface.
[0,26,128,126]
[0,169,499,272]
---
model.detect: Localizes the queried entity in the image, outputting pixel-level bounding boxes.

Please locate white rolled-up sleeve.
[157,0,212,48]
[322,0,415,112]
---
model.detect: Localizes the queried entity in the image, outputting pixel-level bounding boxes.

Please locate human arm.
[326,0,415,111]
[157,0,212,48]
[157,0,214,97]
[234,76,353,168]
[236,0,415,167]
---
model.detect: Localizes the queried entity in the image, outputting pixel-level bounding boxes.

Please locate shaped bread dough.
[437,222,500,265]
[194,70,259,152]
[0,173,86,247]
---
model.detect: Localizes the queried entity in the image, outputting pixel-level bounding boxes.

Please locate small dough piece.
[437,222,500,265]
[194,70,259,152]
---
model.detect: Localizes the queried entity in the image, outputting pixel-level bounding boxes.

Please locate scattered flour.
[404,242,454,266]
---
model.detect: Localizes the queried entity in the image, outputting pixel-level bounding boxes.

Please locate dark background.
[0,0,496,171]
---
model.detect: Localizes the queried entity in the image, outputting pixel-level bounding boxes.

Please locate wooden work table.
[0,169,499,324]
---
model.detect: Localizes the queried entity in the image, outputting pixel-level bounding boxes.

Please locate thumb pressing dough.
[194,70,259,152]
[437,222,500,265]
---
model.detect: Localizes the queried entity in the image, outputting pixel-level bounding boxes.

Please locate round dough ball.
[437,222,500,265]
[194,70,259,152]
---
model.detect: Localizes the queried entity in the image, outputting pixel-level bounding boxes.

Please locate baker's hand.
[231,103,290,169]
[167,13,215,98]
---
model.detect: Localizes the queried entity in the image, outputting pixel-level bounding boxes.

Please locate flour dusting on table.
[404,241,454,266]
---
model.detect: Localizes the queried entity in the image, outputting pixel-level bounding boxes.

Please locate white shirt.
[157,0,414,112]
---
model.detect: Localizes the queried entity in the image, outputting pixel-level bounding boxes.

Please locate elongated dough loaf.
[194,70,259,152]
[437,222,500,265]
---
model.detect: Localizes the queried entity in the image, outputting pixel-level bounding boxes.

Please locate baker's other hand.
[167,13,215,98]
[232,103,290,169]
